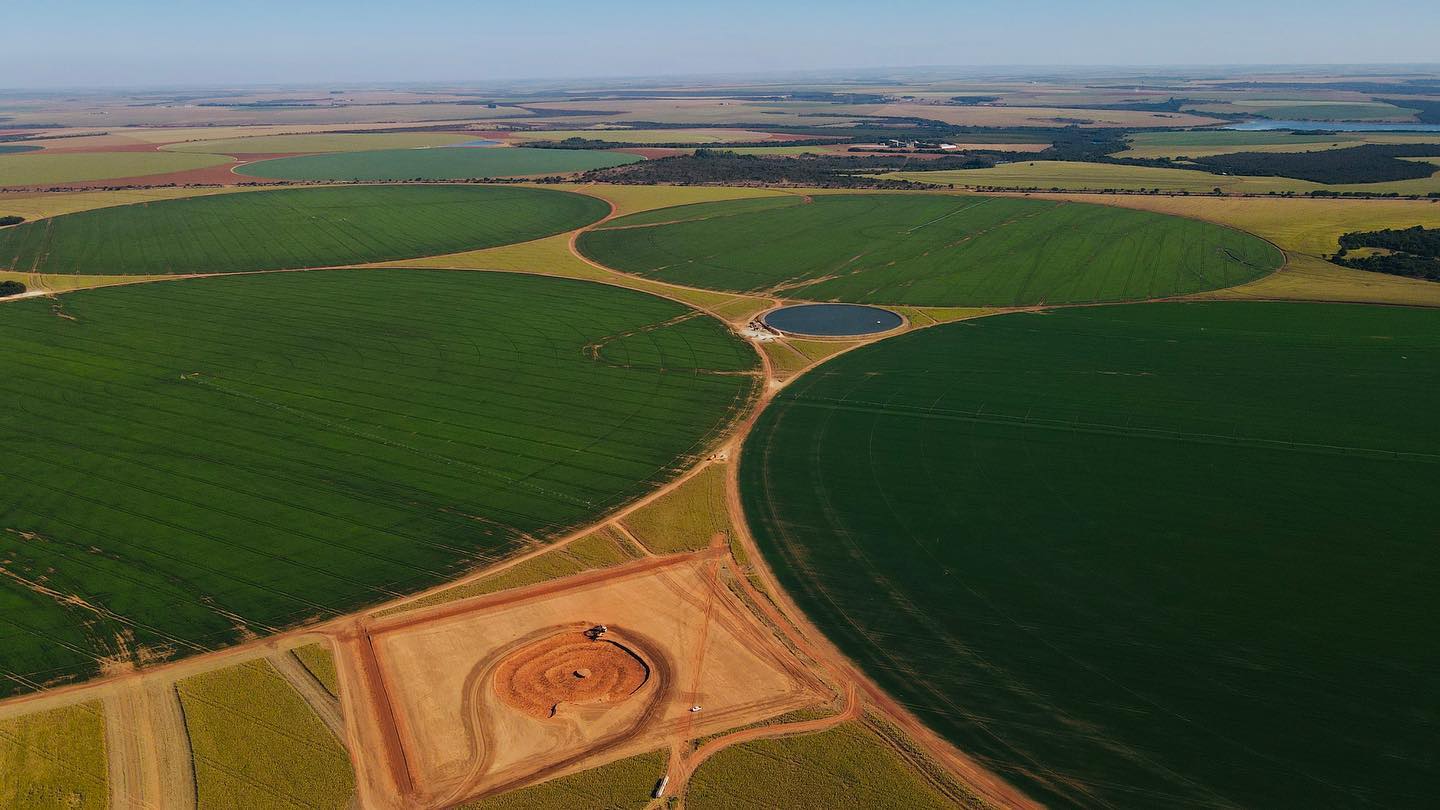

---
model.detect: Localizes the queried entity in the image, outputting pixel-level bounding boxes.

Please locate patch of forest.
[1190,144,1440,184]
[1334,225,1440,281]
[579,149,954,188]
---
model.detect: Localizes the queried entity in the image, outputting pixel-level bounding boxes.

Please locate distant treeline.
[0,280,25,297]
[1061,97,1197,113]
[0,216,25,227]
[1189,144,1440,184]
[1334,226,1440,281]
[523,121,1072,153]
[1378,98,1440,125]
[573,129,1148,188]
[579,149,958,188]
[525,136,848,151]
[546,90,889,104]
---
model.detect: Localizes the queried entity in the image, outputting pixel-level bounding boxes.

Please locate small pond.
[763,304,902,337]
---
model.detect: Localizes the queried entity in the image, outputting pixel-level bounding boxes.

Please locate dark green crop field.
[741,302,1440,808]
[0,269,757,696]
[578,194,1281,306]
[235,146,640,181]
[0,185,607,275]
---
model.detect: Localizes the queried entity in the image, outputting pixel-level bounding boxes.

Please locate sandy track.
[333,623,413,810]
[103,678,196,810]
[270,650,346,741]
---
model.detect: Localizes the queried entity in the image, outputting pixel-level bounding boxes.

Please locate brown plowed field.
[350,552,825,808]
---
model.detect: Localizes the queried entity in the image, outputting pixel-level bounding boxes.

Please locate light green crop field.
[236,146,639,181]
[579,193,1280,306]
[742,302,1440,808]
[0,151,231,187]
[885,160,1440,195]
[0,702,108,810]
[0,184,608,274]
[685,722,954,810]
[179,659,355,809]
[163,132,480,153]
[0,269,758,697]
[620,463,731,554]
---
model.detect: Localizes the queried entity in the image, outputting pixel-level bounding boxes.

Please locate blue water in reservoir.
[1226,120,1440,133]
[446,139,501,147]
[763,304,902,337]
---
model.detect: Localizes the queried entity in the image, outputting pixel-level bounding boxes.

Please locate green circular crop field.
[578,194,1282,306]
[0,184,608,275]
[235,146,640,181]
[741,302,1440,807]
[0,269,758,696]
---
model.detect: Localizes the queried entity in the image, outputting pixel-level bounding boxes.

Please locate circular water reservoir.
[762,304,902,337]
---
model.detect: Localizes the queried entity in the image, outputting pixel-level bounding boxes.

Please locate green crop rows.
[741,302,1440,808]
[235,147,640,181]
[0,269,757,697]
[0,185,608,275]
[578,194,1281,306]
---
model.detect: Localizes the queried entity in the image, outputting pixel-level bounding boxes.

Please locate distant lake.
[445,139,501,147]
[1227,120,1440,133]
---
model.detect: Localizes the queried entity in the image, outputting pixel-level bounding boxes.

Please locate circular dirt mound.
[495,631,650,719]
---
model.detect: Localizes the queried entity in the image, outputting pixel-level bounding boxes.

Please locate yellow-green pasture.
[178,659,355,809]
[0,701,108,810]
[0,151,231,187]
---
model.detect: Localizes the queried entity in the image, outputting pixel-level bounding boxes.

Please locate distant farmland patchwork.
[235,146,640,181]
[0,269,757,695]
[0,151,232,187]
[741,302,1440,808]
[163,131,481,153]
[0,185,608,274]
[579,194,1281,306]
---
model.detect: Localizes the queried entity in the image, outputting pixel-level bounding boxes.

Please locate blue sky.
[4,0,1438,88]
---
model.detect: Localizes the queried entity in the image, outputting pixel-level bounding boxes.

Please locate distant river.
[1226,120,1440,133]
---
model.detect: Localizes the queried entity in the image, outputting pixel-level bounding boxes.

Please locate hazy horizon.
[5,0,1439,89]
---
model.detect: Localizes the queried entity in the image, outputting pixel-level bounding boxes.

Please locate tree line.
[1334,226,1440,282]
